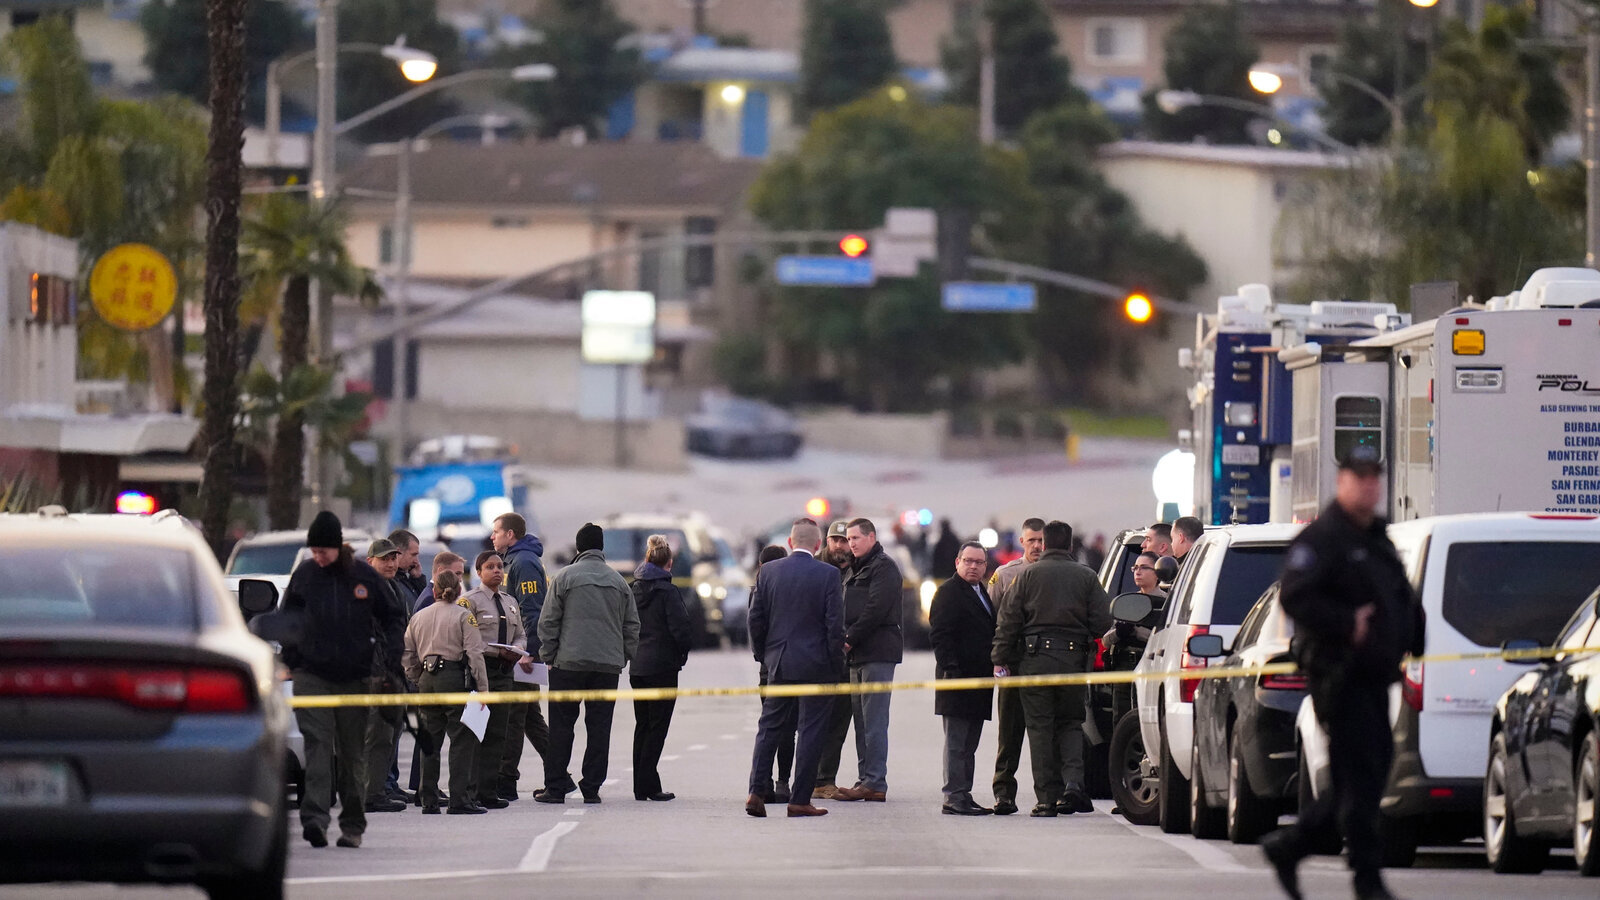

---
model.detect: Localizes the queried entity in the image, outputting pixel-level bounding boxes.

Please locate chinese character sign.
[89,243,177,331]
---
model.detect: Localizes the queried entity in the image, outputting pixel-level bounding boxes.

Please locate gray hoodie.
[537,550,640,673]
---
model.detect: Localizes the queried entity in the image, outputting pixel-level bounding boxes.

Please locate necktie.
[973,583,991,616]
[492,592,508,645]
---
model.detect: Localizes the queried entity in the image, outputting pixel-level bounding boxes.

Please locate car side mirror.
[1155,555,1179,585]
[238,578,280,620]
[1187,634,1227,659]
[1110,591,1153,623]
[1500,638,1551,666]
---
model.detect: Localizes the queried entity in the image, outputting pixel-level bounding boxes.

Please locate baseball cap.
[828,520,850,538]
[367,538,400,559]
[1338,443,1384,476]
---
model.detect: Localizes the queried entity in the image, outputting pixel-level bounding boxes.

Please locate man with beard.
[813,519,856,798]
[359,538,411,815]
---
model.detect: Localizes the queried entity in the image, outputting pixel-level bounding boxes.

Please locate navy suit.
[747,549,845,803]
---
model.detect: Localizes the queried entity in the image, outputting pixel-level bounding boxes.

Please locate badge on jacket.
[456,597,479,627]
[354,585,369,600]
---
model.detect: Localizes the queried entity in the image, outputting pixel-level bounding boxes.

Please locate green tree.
[140,0,308,121]
[798,0,897,118]
[1141,1,1260,144]
[243,195,378,529]
[495,0,642,138]
[338,0,462,142]
[1316,4,1428,147]
[941,0,1080,135]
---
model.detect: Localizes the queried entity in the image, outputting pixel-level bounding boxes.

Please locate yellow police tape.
[285,643,1599,709]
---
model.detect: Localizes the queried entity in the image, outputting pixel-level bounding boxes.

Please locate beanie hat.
[576,523,604,554]
[307,510,343,549]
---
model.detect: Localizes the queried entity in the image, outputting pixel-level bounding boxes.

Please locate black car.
[1484,585,1600,876]
[1188,582,1307,844]
[686,394,802,459]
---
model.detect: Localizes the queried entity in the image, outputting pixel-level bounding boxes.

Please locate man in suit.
[745,518,845,819]
[929,541,997,816]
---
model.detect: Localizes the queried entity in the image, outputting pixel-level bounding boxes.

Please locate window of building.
[1087,18,1145,66]
[684,216,716,290]
[26,273,75,326]
[378,225,394,266]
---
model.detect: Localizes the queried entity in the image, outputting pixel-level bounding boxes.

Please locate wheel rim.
[1122,736,1159,807]
[1228,754,1240,828]
[1485,752,1509,858]
[1579,738,1597,865]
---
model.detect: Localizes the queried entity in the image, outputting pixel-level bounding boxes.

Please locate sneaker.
[1260,831,1304,900]
[335,833,361,849]
[302,825,328,848]
[813,784,838,800]
[1029,803,1058,817]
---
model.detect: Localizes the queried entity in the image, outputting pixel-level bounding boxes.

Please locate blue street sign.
[941,282,1037,312]
[775,255,875,287]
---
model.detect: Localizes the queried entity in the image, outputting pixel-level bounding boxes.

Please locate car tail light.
[1259,672,1308,691]
[1179,625,1209,703]
[1402,661,1424,712]
[1092,639,1106,672]
[0,663,253,713]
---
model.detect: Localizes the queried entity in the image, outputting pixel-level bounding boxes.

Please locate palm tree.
[244,194,377,529]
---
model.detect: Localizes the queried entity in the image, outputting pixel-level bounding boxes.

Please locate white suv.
[1295,512,1600,865]
[1132,523,1304,834]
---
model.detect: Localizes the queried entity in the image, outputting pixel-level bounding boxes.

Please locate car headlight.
[696,582,713,599]
[919,579,937,616]
[714,585,727,601]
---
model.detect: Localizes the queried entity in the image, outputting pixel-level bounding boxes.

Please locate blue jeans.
[849,661,895,792]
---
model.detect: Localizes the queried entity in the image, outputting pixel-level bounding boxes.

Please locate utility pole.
[308,0,338,506]
[392,139,413,464]
[978,8,996,145]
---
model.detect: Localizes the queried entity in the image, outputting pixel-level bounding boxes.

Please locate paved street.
[4,650,1595,899]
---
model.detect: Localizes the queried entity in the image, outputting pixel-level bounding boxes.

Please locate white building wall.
[416,340,582,413]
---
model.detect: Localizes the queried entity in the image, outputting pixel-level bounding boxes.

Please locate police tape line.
[284,643,1599,709]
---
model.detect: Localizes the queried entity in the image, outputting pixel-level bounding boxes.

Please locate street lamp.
[1154,89,1355,154]
[264,37,439,169]
[1248,62,1415,143]
[381,38,438,83]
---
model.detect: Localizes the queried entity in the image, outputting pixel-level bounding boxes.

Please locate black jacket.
[282,556,405,684]
[928,576,996,720]
[1280,501,1424,687]
[992,549,1111,667]
[629,563,693,678]
[844,542,904,665]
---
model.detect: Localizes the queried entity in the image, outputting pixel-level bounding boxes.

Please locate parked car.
[1095,528,1155,810]
[1297,512,1600,866]
[1133,522,1303,834]
[223,528,372,598]
[595,513,736,648]
[1485,584,1600,876]
[686,393,803,459]
[1188,582,1306,843]
[0,509,289,899]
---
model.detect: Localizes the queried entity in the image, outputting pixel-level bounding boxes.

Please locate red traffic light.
[1124,293,1153,324]
[839,234,869,258]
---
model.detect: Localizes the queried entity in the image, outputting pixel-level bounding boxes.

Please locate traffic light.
[1124,292,1154,324]
[839,234,869,258]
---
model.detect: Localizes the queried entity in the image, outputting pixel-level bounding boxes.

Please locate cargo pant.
[292,671,369,837]
[471,659,516,803]
[417,663,478,810]
[1018,646,1091,806]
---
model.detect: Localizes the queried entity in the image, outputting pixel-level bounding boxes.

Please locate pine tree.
[799,0,897,117]
[497,0,642,138]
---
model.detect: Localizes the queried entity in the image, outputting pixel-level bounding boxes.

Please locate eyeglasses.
[1131,565,1155,572]
[958,557,987,566]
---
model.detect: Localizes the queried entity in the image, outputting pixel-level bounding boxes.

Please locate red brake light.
[0,663,252,713]
[1402,661,1424,712]
[1180,625,1209,703]
[1259,672,1308,691]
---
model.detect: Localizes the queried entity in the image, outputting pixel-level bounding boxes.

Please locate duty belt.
[1024,633,1090,653]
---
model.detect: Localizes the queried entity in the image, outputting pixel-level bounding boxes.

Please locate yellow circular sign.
[89,243,177,331]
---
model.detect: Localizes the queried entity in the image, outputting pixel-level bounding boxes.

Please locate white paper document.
[513,662,549,686]
[461,692,491,741]
[484,643,525,655]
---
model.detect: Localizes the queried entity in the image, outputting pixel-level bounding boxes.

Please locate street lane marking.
[564,809,585,816]
[603,778,618,786]
[1106,809,1250,874]
[661,755,680,761]
[519,821,579,872]
[687,743,709,751]
[720,733,738,740]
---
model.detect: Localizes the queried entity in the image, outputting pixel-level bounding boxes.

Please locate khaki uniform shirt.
[462,584,526,659]
[988,556,1030,613]
[403,600,488,690]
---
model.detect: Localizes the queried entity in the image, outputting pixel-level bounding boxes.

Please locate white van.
[1296,512,1600,865]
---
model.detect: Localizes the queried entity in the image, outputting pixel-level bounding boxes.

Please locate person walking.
[929,541,997,816]
[629,535,694,802]
[461,550,532,810]
[813,520,855,799]
[280,511,405,849]
[536,523,639,804]
[745,519,845,818]
[988,517,1044,816]
[492,512,551,802]
[360,538,411,815]
[402,570,490,815]
[833,518,903,803]
[751,544,795,802]
[1261,445,1424,900]
[992,520,1111,818]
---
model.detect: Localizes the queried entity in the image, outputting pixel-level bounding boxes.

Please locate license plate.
[0,760,73,807]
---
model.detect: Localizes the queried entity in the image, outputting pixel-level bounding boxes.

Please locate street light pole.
[307,0,339,505]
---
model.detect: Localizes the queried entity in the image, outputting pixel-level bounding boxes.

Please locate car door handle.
[1154,649,1165,658]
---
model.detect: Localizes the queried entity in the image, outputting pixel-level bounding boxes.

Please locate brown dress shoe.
[834,785,886,802]
[787,803,829,817]
[813,784,838,800]
[745,793,767,818]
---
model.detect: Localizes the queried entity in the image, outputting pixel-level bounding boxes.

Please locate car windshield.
[0,545,197,629]
[226,541,300,575]
[603,528,692,578]
[1210,545,1290,626]
[1441,542,1600,647]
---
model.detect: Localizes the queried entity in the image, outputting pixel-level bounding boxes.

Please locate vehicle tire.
[1574,731,1598,877]
[1158,709,1191,835]
[1379,815,1421,869]
[1227,733,1276,844]
[1086,738,1112,800]
[1190,739,1226,839]
[1484,733,1548,874]
[284,750,304,810]
[203,800,286,900]
[1110,710,1160,826]
[1296,748,1342,855]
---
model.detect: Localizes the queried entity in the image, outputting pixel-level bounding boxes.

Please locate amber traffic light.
[839,234,869,258]
[1124,293,1154,324]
